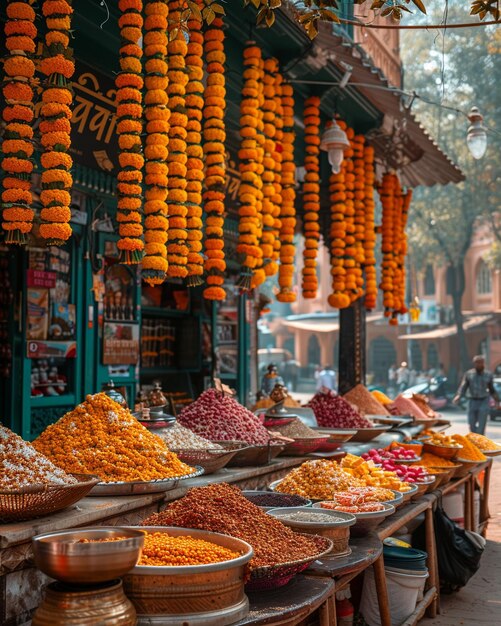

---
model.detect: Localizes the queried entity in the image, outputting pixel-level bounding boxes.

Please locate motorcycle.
[402,377,461,411]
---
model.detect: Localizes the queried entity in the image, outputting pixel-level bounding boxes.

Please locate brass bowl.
[32,527,145,584]
[423,441,462,460]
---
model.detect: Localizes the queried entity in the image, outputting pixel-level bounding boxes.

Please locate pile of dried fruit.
[178,389,270,445]
[452,434,487,462]
[33,393,196,482]
[318,486,397,513]
[275,459,362,500]
[424,433,462,448]
[308,390,373,429]
[155,423,223,451]
[1,425,77,489]
[138,531,240,566]
[341,454,412,492]
[144,483,322,569]
[466,433,501,452]
[343,384,390,415]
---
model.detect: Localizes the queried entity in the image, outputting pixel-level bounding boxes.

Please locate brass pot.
[32,580,137,626]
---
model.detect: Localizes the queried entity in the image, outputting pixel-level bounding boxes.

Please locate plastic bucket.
[360,566,429,626]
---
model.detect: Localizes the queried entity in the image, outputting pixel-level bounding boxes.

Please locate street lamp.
[320,119,351,174]
[466,106,487,159]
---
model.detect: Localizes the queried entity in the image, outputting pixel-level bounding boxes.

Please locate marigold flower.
[39,222,72,242]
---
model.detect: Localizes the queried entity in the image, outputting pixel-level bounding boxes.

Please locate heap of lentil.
[143,483,322,569]
[1,425,77,489]
[266,418,318,439]
[33,393,196,483]
[276,459,363,500]
[138,531,240,566]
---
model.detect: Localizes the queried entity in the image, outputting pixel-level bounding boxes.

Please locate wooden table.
[235,576,335,626]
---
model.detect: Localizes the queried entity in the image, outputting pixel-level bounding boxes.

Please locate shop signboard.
[103,322,140,365]
[27,340,77,359]
[26,270,57,289]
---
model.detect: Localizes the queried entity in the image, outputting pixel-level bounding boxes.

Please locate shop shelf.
[30,394,77,408]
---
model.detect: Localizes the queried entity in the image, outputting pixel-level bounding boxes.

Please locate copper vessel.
[32,580,137,626]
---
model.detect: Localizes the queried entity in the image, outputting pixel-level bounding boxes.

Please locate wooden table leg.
[464,475,473,532]
[373,554,391,626]
[319,594,336,626]
[425,506,439,617]
[479,461,492,537]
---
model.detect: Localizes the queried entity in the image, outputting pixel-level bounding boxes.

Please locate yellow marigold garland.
[185,7,205,286]
[142,0,169,284]
[166,0,188,279]
[301,96,321,299]
[236,43,264,290]
[115,0,144,263]
[363,144,377,310]
[39,0,75,245]
[276,81,296,303]
[352,134,366,301]
[327,164,350,309]
[1,0,36,244]
[260,57,279,279]
[203,16,227,301]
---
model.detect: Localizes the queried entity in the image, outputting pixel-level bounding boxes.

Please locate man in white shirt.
[316,365,336,391]
[397,361,410,392]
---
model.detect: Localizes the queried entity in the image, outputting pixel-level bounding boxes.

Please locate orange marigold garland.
[185,7,205,286]
[202,16,227,301]
[301,96,321,299]
[166,0,189,279]
[1,0,36,244]
[343,126,358,302]
[39,0,75,245]
[363,144,377,310]
[271,67,283,273]
[115,0,144,263]
[260,57,279,278]
[352,134,366,301]
[142,0,169,285]
[379,172,396,321]
[327,163,350,309]
[276,81,296,303]
[236,43,263,290]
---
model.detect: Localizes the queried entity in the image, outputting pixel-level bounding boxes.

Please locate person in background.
[453,355,500,435]
[260,364,284,397]
[387,363,397,396]
[396,361,410,392]
[316,365,336,391]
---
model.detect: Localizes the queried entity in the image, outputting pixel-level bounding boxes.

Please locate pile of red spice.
[143,482,321,569]
[308,390,373,428]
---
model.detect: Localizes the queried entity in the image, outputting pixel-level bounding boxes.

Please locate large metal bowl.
[123,526,253,625]
[32,527,145,584]
[313,502,395,537]
[423,441,462,460]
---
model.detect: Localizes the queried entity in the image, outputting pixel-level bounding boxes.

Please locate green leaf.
[411,0,427,13]
[169,27,179,41]
[187,0,203,20]
[206,7,216,23]
[212,2,226,13]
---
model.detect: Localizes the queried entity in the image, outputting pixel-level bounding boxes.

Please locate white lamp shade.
[467,127,487,159]
[327,148,344,174]
[320,119,350,174]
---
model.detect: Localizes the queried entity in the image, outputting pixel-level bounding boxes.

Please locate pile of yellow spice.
[33,393,196,483]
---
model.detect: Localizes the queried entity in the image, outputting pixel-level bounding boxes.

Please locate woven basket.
[171,447,241,475]
[0,474,100,523]
[280,437,329,457]
[245,533,333,591]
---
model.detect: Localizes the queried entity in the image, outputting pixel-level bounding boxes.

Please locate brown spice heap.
[33,393,195,483]
[267,417,317,439]
[143,483,322,569]
[1,425,77,489]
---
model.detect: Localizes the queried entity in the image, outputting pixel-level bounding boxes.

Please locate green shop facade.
[0,1,462,440]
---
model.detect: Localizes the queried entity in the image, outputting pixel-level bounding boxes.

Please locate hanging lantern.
[320,119,350,174]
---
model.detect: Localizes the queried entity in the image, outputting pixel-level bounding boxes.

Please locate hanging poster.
[103,322,139,365]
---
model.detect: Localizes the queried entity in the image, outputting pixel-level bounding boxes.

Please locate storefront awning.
[311,26,464,187]
[282,313,382,333]
[398,315,493,340]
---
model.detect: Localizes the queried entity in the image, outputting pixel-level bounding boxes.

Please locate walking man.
[453,355,500,435]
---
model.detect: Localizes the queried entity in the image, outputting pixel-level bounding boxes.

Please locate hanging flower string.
[185,6,205,286]
[379,171,396,321]
[301,96,321,299]
[251,53,266,289]
[260,57,279,279]
[276,81,296,303]
[343,125,357,303]
[142,0,169,285]
[115,0,144,264]
[328,163,350,309]
[39,0,75,245]
[271,66,283,274]
[202,15,227,301]
[166,0,189,279]
[236,42,263,290]
[352,134,366,301]
[1,0,37,244]
[363,144,377,310]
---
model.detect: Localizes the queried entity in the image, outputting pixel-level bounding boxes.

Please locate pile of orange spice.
[452,434,487,462]
[138,532,240,566]
[33,393,195,483]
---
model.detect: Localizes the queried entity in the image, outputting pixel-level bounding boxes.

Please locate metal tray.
[213,441,286,466]
[88,466,204,496]
[349,425,392,442]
